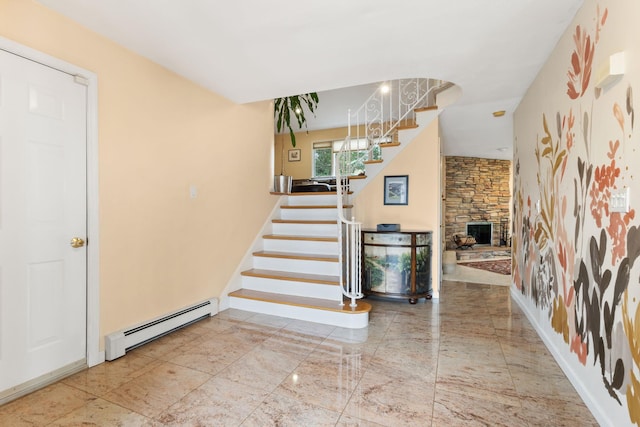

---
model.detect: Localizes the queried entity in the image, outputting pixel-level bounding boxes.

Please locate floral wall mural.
[513,1,640,425]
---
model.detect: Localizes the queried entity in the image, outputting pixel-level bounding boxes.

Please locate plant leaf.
[273,93,320,146]
[289,130,296,148]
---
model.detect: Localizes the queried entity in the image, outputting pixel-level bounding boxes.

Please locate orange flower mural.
[589,142,621,228]
[514,4,640,425]
[567,25,595,100]
[595,4,608,43]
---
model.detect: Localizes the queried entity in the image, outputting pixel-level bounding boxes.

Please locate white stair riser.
[285,194,337,206]
[263,239,338,254]
[272,223,338,237]
[241,276,341,300]
[229,297,369,329]
[253,256,340,275]
[280,208,348,221]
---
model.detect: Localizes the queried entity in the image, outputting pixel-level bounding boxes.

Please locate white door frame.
[0,37,103,366]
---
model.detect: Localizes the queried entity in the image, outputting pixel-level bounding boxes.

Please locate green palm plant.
[274,93,319,147]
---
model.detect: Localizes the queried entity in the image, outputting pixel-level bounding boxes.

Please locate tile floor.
[0,280,598,426]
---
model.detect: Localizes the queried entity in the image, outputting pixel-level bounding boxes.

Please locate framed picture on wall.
[288,149,301,162]
[384,175,409,205]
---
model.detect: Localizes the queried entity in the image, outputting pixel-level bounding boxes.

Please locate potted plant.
[273,93,319,193]
[273,136,292,193]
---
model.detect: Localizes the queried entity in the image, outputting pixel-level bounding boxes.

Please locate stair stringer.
[348,108,441,197]
[218,195,285,311]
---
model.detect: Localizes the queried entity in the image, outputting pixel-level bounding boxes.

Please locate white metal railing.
[341,78,444,177]
[336,78,445,305]
[336,150,363,307]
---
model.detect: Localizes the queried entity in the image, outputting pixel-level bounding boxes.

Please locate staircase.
[228,192,371,329]
[228,78,451,329]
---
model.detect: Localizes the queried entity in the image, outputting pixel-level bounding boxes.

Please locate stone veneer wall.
[444,156,511,250]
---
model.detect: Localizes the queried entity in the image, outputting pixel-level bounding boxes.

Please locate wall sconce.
[595,51,625,90]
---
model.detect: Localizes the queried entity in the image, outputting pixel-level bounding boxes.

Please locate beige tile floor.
[0,280,598,426]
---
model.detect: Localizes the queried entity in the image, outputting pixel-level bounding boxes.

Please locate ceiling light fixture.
[492,110,506,117]
[294,107,302,115]
[380,84,390,94]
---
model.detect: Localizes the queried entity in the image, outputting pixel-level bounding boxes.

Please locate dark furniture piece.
[362,230,432,303]
[291,178,337,192]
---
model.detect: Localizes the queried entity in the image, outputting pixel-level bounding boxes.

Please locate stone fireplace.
[444,156,511,250]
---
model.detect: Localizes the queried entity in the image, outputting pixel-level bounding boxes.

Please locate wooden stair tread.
[396,123,418,130]
[241,268,339,285]
[348,175,367,180]
[288,191,353,196]
[270,191,353,196]
[363,159,383,165]
[414,105,438,112]
[263,234,337,242]
[379,142,401,148]
[272,219,337,224]
[229,289,372,314]
[287,191,337,196]
[280,205,353,209]
[270,192,339,196]
[253,251,339,262]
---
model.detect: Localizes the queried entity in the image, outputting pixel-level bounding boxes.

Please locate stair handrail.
[336,78,447,307]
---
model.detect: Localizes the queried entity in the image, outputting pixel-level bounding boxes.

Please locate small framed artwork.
[288,149,301,162]
[384,175,409,205]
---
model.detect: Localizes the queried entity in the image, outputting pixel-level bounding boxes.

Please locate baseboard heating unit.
[105,298,218,361]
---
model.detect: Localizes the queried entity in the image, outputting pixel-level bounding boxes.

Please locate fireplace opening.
[466,222,492,246]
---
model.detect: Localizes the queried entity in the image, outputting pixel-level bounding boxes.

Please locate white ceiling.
[37,0,584,160]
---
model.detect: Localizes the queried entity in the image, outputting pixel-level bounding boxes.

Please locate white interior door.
[0,49,87,393]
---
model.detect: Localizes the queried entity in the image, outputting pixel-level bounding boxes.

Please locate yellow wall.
[353,118,441,295]
[0,0,277,341]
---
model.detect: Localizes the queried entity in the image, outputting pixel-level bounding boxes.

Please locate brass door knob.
[70,237,85,248]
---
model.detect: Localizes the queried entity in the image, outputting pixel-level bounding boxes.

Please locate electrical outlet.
[189,185,198,199]
[611,188,630,213]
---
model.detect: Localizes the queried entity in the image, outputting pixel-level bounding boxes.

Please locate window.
[312,138,385,178]
[313,142,333,177]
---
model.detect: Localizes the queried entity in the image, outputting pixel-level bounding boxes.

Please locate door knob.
[70,237,85,248]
